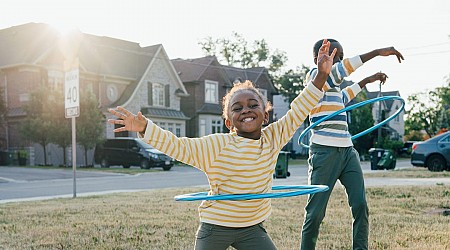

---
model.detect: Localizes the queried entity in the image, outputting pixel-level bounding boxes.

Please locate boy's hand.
[359,72,388,88]
[317,39,337,75]
[377,47,404,63]
[312,39,337,89]
[108,106,148,133]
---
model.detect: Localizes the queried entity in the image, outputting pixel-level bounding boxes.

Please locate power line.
[401,42,450,51]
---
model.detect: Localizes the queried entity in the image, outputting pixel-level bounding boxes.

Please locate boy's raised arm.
[360,46,404,63]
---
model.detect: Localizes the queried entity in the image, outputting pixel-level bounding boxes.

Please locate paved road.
[0,159,448,204]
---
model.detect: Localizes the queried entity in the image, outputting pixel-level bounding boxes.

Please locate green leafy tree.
[348,91,375,154]
[435,81,450,131]
[76,90,104,167]
[199,32,307,101]
[276,66,310,103]
[47,88,71,167]
[21,87,54,165]
[199,32,287,77]
[406,90,443,138]
[0,87,6,124]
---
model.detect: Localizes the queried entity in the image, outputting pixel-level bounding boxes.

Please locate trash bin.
[377,149,396,170]
[0,151,14,166]
[274,151,290,178]
[368,148,385,170]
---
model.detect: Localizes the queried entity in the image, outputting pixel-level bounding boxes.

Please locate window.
[205,80,218,103]
[394,105,400,122]
[19,93,30,103]
[257,88,267,99]
[212,119,222,134]
[153,83,165,107]
[167,123,174,133]
[200,119,206,136]
[175,124,181,137]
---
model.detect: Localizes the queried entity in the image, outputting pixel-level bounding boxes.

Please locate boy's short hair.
[313,38,338,60]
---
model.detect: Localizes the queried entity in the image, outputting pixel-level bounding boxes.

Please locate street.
[1,159,449,204]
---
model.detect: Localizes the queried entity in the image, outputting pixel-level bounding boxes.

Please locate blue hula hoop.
[299,96,405,148]
[174,185,329,201]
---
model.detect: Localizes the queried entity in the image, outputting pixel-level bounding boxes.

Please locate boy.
[300,39,404,250]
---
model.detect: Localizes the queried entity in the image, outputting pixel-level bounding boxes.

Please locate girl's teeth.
[243,117,253,122]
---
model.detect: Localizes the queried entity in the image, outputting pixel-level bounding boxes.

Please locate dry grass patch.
[1,186,449,249]
[364,167,450,178]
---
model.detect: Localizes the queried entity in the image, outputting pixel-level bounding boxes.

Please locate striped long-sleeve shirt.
[140,83,323,227]
[307,55,364,147]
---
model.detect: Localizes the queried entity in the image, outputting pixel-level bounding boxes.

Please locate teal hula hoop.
[174,185,329,201]
[298,96,405,148]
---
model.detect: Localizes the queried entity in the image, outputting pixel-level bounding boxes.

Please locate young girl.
[108,39,336,250]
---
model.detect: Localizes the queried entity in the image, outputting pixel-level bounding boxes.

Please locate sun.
[49,21,79,37]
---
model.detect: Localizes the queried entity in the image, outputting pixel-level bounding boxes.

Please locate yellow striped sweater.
[307,55,364,147]
[140,83,323,227]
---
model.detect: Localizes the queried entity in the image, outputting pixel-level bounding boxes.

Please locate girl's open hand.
[108,106,148,133]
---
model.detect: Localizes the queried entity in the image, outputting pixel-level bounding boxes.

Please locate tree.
[348,91,375,154]
[199,32,307,100]
[48,88,71,167]
[405,91,441,138]
[76,90,104,167]
[0,86,6,124]
[21,87,54,165]
[276,66,310,103]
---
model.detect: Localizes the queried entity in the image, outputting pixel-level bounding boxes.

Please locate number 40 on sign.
[65,69,80,118]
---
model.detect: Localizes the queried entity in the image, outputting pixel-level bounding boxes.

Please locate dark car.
[94,137,174,170]
[398,141,419,156]
[411,131,450,172]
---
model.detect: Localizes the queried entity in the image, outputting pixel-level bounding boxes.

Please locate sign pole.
[65,65,80,198]
[72,117,77,197]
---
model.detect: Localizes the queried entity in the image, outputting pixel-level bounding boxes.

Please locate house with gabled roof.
[0,22,189,166]
[172,56,231,137]
[366,90,405,141]
[172,56,278,138]
[222,65,278,123]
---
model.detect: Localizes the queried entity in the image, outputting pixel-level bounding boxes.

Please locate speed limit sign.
[65,68,80,118]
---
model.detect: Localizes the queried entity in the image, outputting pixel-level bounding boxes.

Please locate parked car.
[398,141,419,156]
[411,131,450,172]
[94,137,174,170]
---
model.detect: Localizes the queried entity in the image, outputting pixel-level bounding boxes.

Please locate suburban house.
[172,56,278,138]
[222,64,278,124]
[171,56,231,137]
[273,80,405,156]
[0,23,189,166]
[366,90,405,140]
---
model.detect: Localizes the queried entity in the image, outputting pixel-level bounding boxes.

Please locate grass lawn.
[1,185,449,249]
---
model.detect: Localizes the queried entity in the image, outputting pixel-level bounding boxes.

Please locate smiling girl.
[107,39,336,249]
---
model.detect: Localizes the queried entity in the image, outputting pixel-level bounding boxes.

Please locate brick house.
[0,23,189,166]
[172,56,231,137]
[172,56,278,138]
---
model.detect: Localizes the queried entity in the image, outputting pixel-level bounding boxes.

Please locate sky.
[2,0,450,105]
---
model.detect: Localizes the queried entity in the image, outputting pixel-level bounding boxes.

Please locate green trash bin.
[0,151,14,166]
[274,151,290,178]
[377,149,396,170]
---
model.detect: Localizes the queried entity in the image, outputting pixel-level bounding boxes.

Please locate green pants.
[194,222,277,250]
[301,144,369,250]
